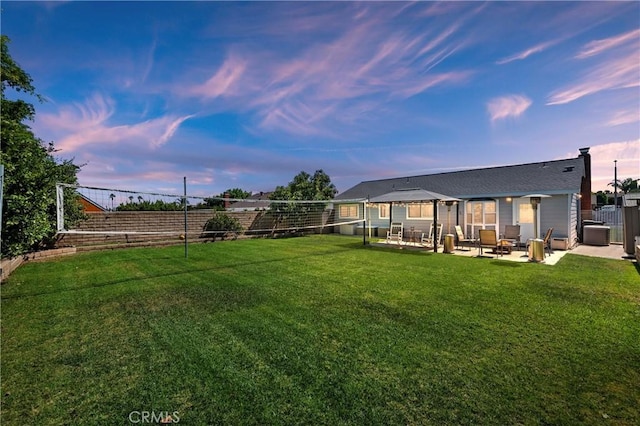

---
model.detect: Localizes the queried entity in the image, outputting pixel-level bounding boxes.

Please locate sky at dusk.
[3,1,639,197]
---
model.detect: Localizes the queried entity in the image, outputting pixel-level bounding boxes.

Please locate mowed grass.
[1,235,639,425]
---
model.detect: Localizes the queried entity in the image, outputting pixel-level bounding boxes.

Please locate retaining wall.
[1,247,77,282]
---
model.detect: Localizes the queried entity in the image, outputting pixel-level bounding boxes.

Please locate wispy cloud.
[547,50,639,105]
[607,109,639,127]
[45,92,115,132]
[39,93,193,152]
[186,54,248,99]
[576,28,640,58]
[496,40,557,65]
[486,95,532,122]
[495,3,638,65]
[587,140,640,191]
[179,4,475,137]
[154,115,194,148]
[547,28,639,105]
[141,39,157,84]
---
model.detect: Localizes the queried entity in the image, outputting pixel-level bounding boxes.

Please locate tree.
[115,200,183,211]
[195,187,252,210]
[270,170,337,201]
[1,36,82,256]
[224,188,252,200]
[608,177,639,194]
[269,170,338,231]
[595,190,611,206]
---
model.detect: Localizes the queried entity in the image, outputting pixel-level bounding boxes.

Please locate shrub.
[203,213,243,241]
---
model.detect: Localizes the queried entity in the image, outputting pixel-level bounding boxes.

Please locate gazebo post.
[433,200,438,253]
[363,200,367,246]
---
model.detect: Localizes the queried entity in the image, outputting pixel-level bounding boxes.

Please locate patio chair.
[501,224,521,250]
[420,223,443,247]
[478,229,502,257]
[386,222,404,245]
[454,225,475,250]
[542,227,554,257]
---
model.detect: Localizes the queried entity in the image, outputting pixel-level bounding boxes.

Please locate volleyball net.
[55,183,366,245]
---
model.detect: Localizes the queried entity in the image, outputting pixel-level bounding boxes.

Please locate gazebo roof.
[368,188,459,203]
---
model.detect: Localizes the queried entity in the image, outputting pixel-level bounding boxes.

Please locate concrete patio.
[372,240,634,266]
[569,243,630,261]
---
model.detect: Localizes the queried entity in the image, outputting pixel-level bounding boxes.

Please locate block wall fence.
[54,210,336,250]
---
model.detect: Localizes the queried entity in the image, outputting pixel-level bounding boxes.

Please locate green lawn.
[1,235,639,425]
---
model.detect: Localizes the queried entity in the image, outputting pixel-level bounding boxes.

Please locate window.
[379,204,389,219]
[339,204,359,219]
[518,203,533,223]
[407,203,433,219]
[465,200,497,236]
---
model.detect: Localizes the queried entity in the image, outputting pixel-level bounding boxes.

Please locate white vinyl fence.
[591,209,623,243]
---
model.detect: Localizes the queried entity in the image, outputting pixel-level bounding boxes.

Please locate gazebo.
[368,188,459,252]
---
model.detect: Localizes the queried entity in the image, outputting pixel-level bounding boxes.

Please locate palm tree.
[608,177,639,194]
[109,193,115,211]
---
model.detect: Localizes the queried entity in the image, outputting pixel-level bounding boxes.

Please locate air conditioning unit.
[340,224,355,235]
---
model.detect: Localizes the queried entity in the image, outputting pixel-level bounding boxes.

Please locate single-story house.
[226,191,273,212]
[334,148,593,248]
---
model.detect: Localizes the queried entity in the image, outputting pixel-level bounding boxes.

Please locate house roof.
[78,193,106,211]
[336,156,586,201]
[228,191,273,210]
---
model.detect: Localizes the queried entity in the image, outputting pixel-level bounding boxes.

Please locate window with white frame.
[407,203,433,220]
[339,204,359,219]
[465,200,497,236]
[379,203,390,219]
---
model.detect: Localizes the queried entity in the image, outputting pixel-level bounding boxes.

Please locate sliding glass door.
[465,200,496,238]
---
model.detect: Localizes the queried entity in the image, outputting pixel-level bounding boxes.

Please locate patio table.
[496,240,513,255]
[408,228,422,244]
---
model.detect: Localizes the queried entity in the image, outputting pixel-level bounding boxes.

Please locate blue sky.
[3,1,639,197]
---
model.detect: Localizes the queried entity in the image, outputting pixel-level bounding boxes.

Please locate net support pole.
[367,199,372,241]
[56,183,65,232]
[183,177,188,259]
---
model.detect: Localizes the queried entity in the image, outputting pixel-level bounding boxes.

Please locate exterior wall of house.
[498,198,513,235]
[340,195,576,246]
[539,194,571,240]
[353,200,505,240]
[342,203,445,240]
[569,193,580,246]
